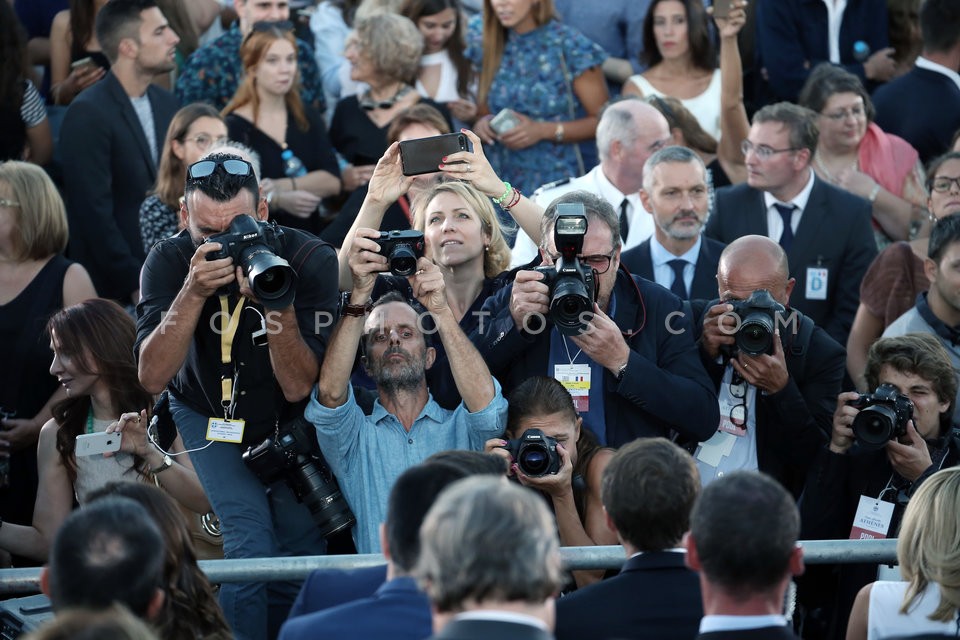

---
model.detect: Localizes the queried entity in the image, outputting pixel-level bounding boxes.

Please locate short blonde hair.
[351,13,423,84]
[0,161,68,260]
[411,180,511,277]
[897,466,960,622]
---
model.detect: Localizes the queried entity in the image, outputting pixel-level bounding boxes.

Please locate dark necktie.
[774,203,796,252]
[668,259,688,299]
[619,198,630,242]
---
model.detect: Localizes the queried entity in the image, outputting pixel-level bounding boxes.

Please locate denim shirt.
[306,381,508,553]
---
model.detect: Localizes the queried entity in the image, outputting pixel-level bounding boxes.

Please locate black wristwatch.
[339,291,371,317]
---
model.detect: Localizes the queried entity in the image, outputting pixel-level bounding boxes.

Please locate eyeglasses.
[186,158,254,181]
[0,199,19,208]
[729,370,748,429]
[821,105,866,122]
[741,140,799,160]
[546,252,616,274]
[244,20,294,43]
[183,134,227,151]
[931,177,960,193]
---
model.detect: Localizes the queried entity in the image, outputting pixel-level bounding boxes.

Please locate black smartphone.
[712,0,733,18]
[399,133,470,176]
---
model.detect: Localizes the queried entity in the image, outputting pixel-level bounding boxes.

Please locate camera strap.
[218,294,247,419]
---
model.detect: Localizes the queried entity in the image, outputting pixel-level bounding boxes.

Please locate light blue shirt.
[306,382,508,553]
[650,234,702,295]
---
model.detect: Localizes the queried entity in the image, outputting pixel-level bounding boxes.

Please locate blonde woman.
[846,466,960,639]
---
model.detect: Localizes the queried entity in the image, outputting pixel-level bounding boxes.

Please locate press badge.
[555,364,591,413]
[805,267,828,300]
[848,495,894,540]
[206,417,245,443]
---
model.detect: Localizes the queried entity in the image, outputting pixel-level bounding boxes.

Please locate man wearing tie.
[620,146,726,300]
[704,102,876,347]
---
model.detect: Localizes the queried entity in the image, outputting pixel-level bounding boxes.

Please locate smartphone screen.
[712,0,733,18]
[399,133,470,176]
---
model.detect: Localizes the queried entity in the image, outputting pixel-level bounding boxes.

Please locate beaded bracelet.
[501,186,522,210]
[493,182,512,206]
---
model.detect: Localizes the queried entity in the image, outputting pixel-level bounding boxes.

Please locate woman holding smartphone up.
[467,0,608,197]
[0,299,207,562]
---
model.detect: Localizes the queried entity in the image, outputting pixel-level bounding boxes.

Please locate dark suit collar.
[787,174,829,261]
[610,268,644,337]
[377,576,421,596]
[620,550,689,573]
[102,71,158,178]
[438,616,553,640]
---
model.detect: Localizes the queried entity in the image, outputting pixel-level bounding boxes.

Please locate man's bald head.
[717,235,794,305]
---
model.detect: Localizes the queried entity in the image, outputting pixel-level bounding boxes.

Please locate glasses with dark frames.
[729,370,748,430]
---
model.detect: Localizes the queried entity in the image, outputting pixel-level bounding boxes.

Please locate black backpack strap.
[786,313,815,373]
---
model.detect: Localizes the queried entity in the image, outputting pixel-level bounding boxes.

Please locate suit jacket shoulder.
[706,183,766,244]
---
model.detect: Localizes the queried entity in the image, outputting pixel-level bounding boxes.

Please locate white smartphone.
[75,431,122,456]
[489,108,521,135]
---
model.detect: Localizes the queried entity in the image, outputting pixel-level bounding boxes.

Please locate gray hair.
[596,100,643,161]
[205,140,262,183]
[642,145,707,192]
[540,190,621,252]
[414,476,564,613]
[352,13,424,84]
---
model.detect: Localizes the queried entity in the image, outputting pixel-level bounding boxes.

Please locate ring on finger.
[466,163,472,173]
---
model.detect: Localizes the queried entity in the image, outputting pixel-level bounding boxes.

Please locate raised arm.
[714,0,750,185]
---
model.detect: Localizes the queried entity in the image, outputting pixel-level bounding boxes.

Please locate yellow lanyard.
[219,294,246,418]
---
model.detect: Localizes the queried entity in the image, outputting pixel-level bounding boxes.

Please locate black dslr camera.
[505,428,561,477]
[377,230,425,277]
[728,289,786,356]
[205,214,296,309]
[534,205,597,336]
[242,416,356,538]
[848,383,914,450]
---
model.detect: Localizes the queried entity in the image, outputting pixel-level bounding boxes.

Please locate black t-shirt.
[135,227,339,442]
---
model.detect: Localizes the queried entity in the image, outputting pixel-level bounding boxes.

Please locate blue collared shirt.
[650,235,703,295]
[306,383,508,553]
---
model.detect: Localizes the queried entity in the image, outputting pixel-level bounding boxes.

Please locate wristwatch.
[615,361,629,382]
[339,290,371,317]
[150,454,173,475]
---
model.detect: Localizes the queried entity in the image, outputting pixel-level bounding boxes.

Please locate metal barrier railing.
[0,539,897,595]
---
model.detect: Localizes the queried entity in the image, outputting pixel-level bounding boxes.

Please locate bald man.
[510,98,672,266]
[690,235,845,497]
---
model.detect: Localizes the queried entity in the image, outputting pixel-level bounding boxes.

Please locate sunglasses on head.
[245,20,294,42]
[187,158,254,181]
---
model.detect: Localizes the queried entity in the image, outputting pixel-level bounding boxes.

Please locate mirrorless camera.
[728,289,786,356]
[534,205,597,336]
[242,416,356,538]
[504,428,561,477]
[205,214,296,309]
[848,383,914,450]
[377,230,425,277]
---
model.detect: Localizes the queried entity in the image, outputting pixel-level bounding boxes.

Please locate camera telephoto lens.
[851,405,898,450]
[518,445,550,476]
[389,245,418,277]
[243,249,296,309]
[550,279,592,335]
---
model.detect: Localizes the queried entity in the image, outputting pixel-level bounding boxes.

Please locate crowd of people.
[4,0,960,639]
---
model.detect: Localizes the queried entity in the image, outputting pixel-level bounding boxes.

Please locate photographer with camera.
[484,376,616,589]
[799,333,960,640]
[476,190,718,448]
[306,233,507,554]
[693,235,845,497]
[135,151,340,640]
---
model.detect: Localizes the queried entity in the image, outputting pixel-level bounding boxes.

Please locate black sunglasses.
[187,158,253,181]
[245,20,294,43]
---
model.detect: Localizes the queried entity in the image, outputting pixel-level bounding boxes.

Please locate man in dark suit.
[692,235,844,497]
[476,190,719,448]
[705,102,876,348]
[556,438,703,640]
[59,0,180,303]
[872,0,960,164]
[279,462,469,640]
[686,471,804,639]
[621,145,726,300]
[415,477,563,640]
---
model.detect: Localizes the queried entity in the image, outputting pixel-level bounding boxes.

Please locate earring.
[484,245,490,252]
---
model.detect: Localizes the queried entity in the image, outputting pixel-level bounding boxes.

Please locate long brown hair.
[68,0,99,61]
[477,0,554,106]
[401,0,473,98]
[49,299,153,484]
[222,26,309,131]
[151,103,224,209]
[88,482,232,640]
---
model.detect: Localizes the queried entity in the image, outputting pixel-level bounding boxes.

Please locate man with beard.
[306,232,508,554]
[60,0,180,304]
[621,146,726,300]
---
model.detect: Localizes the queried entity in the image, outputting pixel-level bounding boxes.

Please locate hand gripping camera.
[848,383,914,450]
[504,428,561,477]
[242,416,356,538]
[205,215,297,309]
[534,205,597,336]
[728,289,787,356]
[377,230,425,277]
